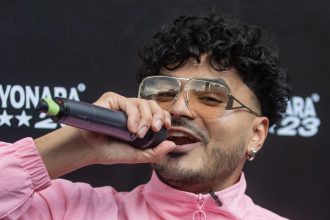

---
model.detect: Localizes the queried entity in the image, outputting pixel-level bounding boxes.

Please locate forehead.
[161,59,245,92]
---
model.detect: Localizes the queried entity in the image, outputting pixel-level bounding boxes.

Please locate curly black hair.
[136,14,291,126]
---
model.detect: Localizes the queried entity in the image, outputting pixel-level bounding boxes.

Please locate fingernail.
[138,126,148,138]
[154,119,162,131]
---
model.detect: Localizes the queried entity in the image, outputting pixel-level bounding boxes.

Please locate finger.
[148,100,166,132]
[95,92,140,133]
[163,110,172,129]
[133,140,175,163]
[134,99,153,138]
[122,99,141,133]
[108,94,141,133]
[93,92,116,108]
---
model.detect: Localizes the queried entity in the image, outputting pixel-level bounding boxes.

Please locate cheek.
[203,116,249,148]
[204,118,232,142]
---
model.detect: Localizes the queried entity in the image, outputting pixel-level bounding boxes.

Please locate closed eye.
[156,91,177,101]
[198,95,225,106]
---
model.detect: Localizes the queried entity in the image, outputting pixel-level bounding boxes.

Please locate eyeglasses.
[138,75,260,119]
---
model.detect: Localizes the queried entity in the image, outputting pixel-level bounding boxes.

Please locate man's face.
[151,57,265,192]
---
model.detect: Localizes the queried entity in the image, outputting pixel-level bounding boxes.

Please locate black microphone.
[36,97,168,149]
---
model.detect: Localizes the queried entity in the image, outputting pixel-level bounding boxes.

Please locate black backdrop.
[0,0,329,219]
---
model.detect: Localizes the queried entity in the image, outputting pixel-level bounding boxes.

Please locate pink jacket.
[0,138,287,220]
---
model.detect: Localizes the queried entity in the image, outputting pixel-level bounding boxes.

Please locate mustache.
[170,116,208,143]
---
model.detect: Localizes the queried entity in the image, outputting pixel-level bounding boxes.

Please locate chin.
[158,151,201,168]
[152,158,207,184]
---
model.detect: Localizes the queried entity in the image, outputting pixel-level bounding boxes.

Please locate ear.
[247,116,269,154]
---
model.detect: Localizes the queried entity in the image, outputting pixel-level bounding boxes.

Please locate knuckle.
[142,117,152,124]
[104,91,117,97]
[138,99,147,106]
[129,97,140,104]
[148,99,158,106]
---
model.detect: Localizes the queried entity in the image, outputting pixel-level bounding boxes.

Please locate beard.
[152,142,246,187]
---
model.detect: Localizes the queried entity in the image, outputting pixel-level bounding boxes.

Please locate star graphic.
[15,110,33,127]
[0,110,14,126]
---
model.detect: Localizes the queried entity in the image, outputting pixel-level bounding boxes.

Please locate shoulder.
[241,192,289,220]
[252,204,289,220]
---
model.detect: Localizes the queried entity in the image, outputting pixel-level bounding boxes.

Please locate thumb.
[135,140,176,163]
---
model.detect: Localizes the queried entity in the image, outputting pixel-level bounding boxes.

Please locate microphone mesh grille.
[131,127,168,149]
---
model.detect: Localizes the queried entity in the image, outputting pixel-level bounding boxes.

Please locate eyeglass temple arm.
[229,96,261,117]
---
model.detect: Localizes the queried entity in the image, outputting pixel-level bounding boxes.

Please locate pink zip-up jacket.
[0,138,288,220]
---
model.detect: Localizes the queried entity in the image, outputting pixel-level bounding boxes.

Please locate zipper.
[192,194,206,220]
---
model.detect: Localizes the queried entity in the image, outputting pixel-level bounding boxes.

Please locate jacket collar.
[143,172,250,219]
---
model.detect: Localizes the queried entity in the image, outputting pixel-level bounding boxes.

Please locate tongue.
[168,136,196,145]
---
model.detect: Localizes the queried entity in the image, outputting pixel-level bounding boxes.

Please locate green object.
[43,97,60,116]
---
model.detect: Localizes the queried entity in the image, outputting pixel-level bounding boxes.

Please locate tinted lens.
[186,80,229,118]
[139,76,180,110]
[139,76,230,119]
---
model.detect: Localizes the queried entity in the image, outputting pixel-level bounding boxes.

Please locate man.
[0,14,290,219]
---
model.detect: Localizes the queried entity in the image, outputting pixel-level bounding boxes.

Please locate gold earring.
[247,148,257,161]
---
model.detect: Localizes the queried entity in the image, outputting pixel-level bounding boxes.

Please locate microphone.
[36,97,168,149]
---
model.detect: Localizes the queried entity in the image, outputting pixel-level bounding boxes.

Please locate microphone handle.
[47,98,168,149]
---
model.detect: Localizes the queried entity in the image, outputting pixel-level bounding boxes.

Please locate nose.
[167,92,195,118]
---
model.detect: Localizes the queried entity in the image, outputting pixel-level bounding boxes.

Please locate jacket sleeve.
[0,137,51,219]
[0,138,119,220]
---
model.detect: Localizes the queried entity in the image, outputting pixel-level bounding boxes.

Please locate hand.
[36,92,175,178]
[75,92,175,164]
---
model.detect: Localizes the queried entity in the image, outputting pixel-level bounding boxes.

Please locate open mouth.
[167,130,200,146]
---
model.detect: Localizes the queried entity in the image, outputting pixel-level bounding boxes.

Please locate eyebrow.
[160,74,228,85]
[198,77,228,86]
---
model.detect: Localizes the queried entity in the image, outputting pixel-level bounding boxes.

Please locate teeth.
[169,131,186,137]
[169,131,196,140]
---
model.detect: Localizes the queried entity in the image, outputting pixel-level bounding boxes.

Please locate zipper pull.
[192,194,206,220]
[209,191,222,207]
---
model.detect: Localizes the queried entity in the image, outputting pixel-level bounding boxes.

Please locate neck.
[158,169,243,194]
